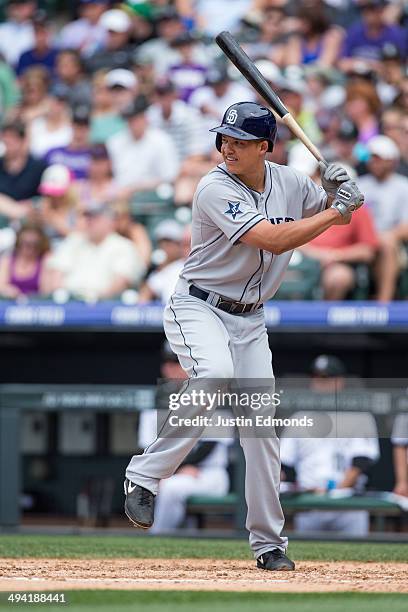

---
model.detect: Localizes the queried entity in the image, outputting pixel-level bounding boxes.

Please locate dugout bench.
[186,492,405,533]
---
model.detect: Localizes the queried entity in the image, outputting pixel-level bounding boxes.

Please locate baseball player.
[124,101,364,571]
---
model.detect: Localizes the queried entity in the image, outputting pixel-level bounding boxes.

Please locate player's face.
[221,136,267,174]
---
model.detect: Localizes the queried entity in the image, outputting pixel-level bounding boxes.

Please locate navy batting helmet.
[210,102,277,153]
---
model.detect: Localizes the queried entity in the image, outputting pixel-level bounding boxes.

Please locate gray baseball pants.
[126,279,288,557]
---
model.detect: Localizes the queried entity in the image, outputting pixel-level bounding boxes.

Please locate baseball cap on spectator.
[206,67,229,86]
[337,118,358,141]
[72,105,91,125]
[121,94,150,119]
[105,68,138,90]
[39,164,73,197]
[154,220,183,243]
[122,1,154,20]
[170,31,197,48]
[99,8,132,32]
[32,9,49,27]
[161,340,179,363]
[155,6,180,23]
[367,135,400,160]
[254,60,285,88]
[311,355,346,377]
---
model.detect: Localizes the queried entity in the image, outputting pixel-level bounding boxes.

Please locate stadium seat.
[273,251,321,300]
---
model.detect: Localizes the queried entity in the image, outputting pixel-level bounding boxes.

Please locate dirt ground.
[0,559,407,592]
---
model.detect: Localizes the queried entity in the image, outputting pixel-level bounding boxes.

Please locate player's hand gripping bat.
[215,31,328,166]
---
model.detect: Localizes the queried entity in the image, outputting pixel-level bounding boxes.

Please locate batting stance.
[124,102,364,571]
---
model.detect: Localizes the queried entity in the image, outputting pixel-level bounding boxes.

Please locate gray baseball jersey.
[181,161,327,303]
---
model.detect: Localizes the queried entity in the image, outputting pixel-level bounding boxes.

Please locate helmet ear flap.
[215,133,222,152]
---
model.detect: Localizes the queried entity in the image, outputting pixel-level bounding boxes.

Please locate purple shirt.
[10,255,42,295]
[45,147,92,180]
[342,22,407,61]
[168,63,207,102]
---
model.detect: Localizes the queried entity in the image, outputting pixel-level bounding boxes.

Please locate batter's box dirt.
[0,559,407,592]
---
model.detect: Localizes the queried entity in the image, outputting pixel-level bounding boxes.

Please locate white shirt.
[0,20,34,66]
[189,81,256,121]
[29,118,73,159]
[147,259,184,304]
[391,413,408,447]
[48,232,144,299]
[357,173,408,233]
[147,101,208,160]
[280,414,379,491]
[107,127,179,189]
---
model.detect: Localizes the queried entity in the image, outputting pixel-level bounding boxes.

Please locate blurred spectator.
[167,32,208,102]
[85,9,135,73]
[358,136,408,301]
[340,0,407,73]
[58,0,108,57]
[0,120,46,221]
[391,414,408,497]
[148,79,208,162]
[381,107,408,176]
[280,354,380,536]
[136,8,186,76]
[189,67,255,123]
[0,58,20,122]
[17,65,50,125]
[377,43,405,106]
[74,143,117,205]
[345,80,381,143]
[174,148,223,207]
[0,0,35,67]
[194,0,252,37]
[28,84,73,159]
[107,95,179,197]
[299,170,379,299]
[279,80,322,146]
[0,222,52,298]
[113,199,152,268]
[330,118,360,171]
[47,200,145,301]
[36,164,78,247]
[285,5,344,68]
[16,10,58,78]
[54,50,92,108]
[139,220,188,303]
[45,106,92,179]
[90,71,126,143]
[104,68,139,113]
[240,5,287,65]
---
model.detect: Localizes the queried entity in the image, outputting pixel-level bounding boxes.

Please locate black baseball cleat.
[124,478,155,529]
[257,549,295,571]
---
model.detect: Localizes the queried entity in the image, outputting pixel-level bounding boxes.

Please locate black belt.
[189,284,262,315]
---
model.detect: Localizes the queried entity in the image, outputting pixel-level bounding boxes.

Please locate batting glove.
[331,180,364,217]
[319,162,351,197]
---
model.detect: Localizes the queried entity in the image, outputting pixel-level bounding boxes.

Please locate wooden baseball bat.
[215,31,327,165]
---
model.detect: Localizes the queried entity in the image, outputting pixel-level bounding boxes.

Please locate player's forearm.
[243,208,341,254]
[338,466,361,489]
[393,445,408,486]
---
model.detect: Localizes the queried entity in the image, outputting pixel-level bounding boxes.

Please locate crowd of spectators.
[0,0,407,303]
